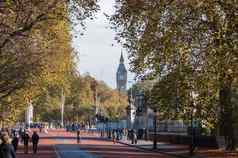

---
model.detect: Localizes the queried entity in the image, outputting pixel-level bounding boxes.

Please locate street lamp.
[153,108,158,150]
[189,91,198,155]
[145,80,158,150]
[189,103,197,155]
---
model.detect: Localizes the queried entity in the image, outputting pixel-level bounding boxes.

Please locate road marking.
[55,144,101,158]
[54,145,62,158]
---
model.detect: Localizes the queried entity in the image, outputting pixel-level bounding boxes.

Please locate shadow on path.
[16,145,56,158]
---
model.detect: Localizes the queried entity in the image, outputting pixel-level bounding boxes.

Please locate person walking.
[31,131,40,154]
[0,132,16,158]
[22,132,30,154]
[19,128,24,144]
[39,124,43,133]
[77,129,81,143]
[112,130,117,144]
[133,130,137,144]
[11,135,19,152]
[131,130,134,144]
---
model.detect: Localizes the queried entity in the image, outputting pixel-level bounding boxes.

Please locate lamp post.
[189,104,197,155]
[61,88,65,128]
[189,91,198,156]
[145,80,157,150]
[153,108,158,150]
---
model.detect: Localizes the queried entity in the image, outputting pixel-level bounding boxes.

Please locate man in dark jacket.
[31,131,40,154]
[0,132,16,158]
[22,132,30,154]
[11,135,19,152]
[77,130,81,143]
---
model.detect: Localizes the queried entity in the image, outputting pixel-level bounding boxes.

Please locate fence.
[96,120,127,130]
[96,119,187,134]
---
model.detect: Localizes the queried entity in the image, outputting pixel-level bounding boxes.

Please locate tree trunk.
[219,74,236,150]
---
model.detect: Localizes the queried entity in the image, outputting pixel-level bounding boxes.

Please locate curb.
[116,140,189,158]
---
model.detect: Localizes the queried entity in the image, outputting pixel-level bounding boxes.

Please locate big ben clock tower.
[116,52,127,94]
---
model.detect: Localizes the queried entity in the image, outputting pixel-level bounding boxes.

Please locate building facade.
[116,52,127,94]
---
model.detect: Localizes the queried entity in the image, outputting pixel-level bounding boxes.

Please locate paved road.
[55,144,100,158]
[50,129,172,158]
[16,129,238,158]
[16,129,174,158]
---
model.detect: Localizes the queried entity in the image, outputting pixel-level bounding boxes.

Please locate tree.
[64,74,128,123]
[0,0,98,125]
[0,0,99,100]
[111,0,238,150]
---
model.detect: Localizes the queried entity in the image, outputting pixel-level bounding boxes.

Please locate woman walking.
[0,132,16,158]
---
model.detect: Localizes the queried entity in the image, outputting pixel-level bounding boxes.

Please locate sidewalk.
[117,138,190,158]
[116,138,238,158]
[16,129,57,158]
[68,129,238,158]
[16,145,57,158]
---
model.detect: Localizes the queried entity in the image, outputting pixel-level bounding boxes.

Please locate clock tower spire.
[116,51,127,94]
[120,51,124,63]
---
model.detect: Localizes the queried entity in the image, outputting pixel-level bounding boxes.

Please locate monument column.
[25,100,33,127]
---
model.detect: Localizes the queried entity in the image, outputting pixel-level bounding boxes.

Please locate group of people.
[0,128,40,158]
[127,129,138,144]
[21,131,40,154]
[111,129,124,143]
[105,128,138,144]
[66,123,81,132]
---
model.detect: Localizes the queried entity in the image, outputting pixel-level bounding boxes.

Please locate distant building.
[116,52,127,94]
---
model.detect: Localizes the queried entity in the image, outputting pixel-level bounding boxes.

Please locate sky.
[72,0,135,89]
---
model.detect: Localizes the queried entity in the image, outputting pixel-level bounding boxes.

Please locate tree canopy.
[111,0,238,149]
[0,0,99,100]
[0,0,98,124]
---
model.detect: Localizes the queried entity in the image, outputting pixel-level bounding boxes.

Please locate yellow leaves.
[181,0,208,9]
[6,0,12,5]
[7,96,11,102]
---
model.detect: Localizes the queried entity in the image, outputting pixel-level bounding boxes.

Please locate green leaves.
[0,0,98,123]
[111,1,238,141]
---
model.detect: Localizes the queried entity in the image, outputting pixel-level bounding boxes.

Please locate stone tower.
[116,52,127,94]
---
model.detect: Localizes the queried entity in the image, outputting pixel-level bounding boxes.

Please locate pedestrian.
[112,130,116,144]
[39,124,43,133]
[126,129,130,141]
[0,132,16,158]
[77,129,81,143]
[31,131,40,154]
[18,128,23,144]
[131,130,134,144]
[22,132,30,154]
[133,130,137,144]
[11,135,19,152]
[116,129,119,140]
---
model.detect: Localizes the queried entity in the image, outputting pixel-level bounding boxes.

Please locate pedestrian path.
[118,138,189,155]
[16,129,57,158]
[113,136,238,158]
[54,129,173,158]
[16,145,56,158]
[55,144,100,158]
[16,129,237,158]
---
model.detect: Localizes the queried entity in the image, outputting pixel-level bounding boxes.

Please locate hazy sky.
[72,0,135,89]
